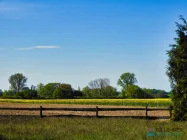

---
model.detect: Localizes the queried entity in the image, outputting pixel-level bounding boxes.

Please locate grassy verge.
[0,116,186,140]
[0,99,172,107]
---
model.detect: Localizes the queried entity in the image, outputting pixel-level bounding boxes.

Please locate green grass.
[0,99,172,107]
[0,116,186,140]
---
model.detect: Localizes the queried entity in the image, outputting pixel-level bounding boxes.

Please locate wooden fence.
[0,106,173,120]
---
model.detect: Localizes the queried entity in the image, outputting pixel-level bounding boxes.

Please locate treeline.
[0,73,170,99]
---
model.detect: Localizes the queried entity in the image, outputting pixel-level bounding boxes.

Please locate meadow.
[0,116,186,140]
[0,98,172,107]
[0,98,177,140]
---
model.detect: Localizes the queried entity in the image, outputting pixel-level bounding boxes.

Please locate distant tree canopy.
[2,90,15,97]
[125,85,145,99]
[0,73,170,99]
[117,72,137,97]
[15,89,37,99]
[117,72,137,90]
[82,85,117,98]
[166,15,187,121]
[88,78,110,96]
[0,89,3,96]
[142,88,169,98]
[36,83,82,99]
[9,73,27,93]
[53,84,73,98]
[82,78,118,98]
[36,83,44,93]
[38,83,60,98]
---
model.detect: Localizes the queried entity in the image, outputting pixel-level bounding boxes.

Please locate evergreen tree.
[166,15,187,121]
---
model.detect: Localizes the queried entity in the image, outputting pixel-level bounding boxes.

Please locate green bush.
[125,85,145,99]
[82,86,118,99]
[2,90,16,98]
[15,90,38,99]
[53,84,73,98]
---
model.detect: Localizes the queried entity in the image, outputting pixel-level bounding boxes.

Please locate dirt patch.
[0,102,170,119]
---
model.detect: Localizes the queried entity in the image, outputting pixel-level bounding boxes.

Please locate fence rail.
[0,106,173,120]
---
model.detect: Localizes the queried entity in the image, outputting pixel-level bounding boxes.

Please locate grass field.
[0,99,172,107]
[0,99,177,140]
[0,116,186,140]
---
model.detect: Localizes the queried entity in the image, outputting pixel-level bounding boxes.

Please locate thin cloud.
[0,2,18,12]
[16,46,60,50]
[0,1,45,19]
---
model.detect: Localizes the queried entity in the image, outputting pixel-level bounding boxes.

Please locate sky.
[0,0,187,92]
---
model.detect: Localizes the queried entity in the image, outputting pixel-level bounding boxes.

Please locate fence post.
[40,106,43,118]
[96,106,99,118]
[145,106,148,120]
[170,105,173,119]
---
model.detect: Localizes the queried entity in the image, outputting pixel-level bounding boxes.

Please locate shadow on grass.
[0,115,170,120]
[0,135,7,140]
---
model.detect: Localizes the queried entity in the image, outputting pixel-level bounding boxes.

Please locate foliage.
[22,87,30,91]
[82,86,92,98]
[117,73,137,97]
[82,86,100,98]
[72,90,83,97]
[142,88,169,98]
[8,73,27,92]
[155,91,169,98]
[88,78,110,97]
[53,84,73,98]
[38,83,60,98]
[88,78,110,89]
[166,15,187,121]
[2,90,16,98]
[125,85,145,98]
[82,78,117,98]
[82,85,117,98]
[102,86,118,98]
[0,89,2,96]
[30,85,36,90]
[15,90,38,99]
[3,74,170,99]
[36,83,44,92]
[119,89,126,98]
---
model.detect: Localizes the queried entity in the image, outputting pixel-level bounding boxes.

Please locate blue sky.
[0,0,187,91]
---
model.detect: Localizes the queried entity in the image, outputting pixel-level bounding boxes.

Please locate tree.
[82,86,93,98]
[15,89,38,99]
[36,83,44,92]
[142,88,169,98]
[30,85,36,90]
[119,89,126,98]
[125,85,145,98]
[82,84,117,98]
[0,89,3,96]
[155,91,169,98]
[166,15,187,121]
[72,90,82,97]
[2,90,15,97]
[89,78,110,89]
[88,78,110,96]
[117,72,137,97]
[9,73,27,93]
[53,84,73,98]
[38,83,60,98]
[102,86,118,98]
[22,87,30,91]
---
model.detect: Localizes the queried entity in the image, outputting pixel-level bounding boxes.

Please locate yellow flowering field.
[0,98,172,107]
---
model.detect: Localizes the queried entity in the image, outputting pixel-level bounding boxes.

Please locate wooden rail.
[0,106,173,120]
